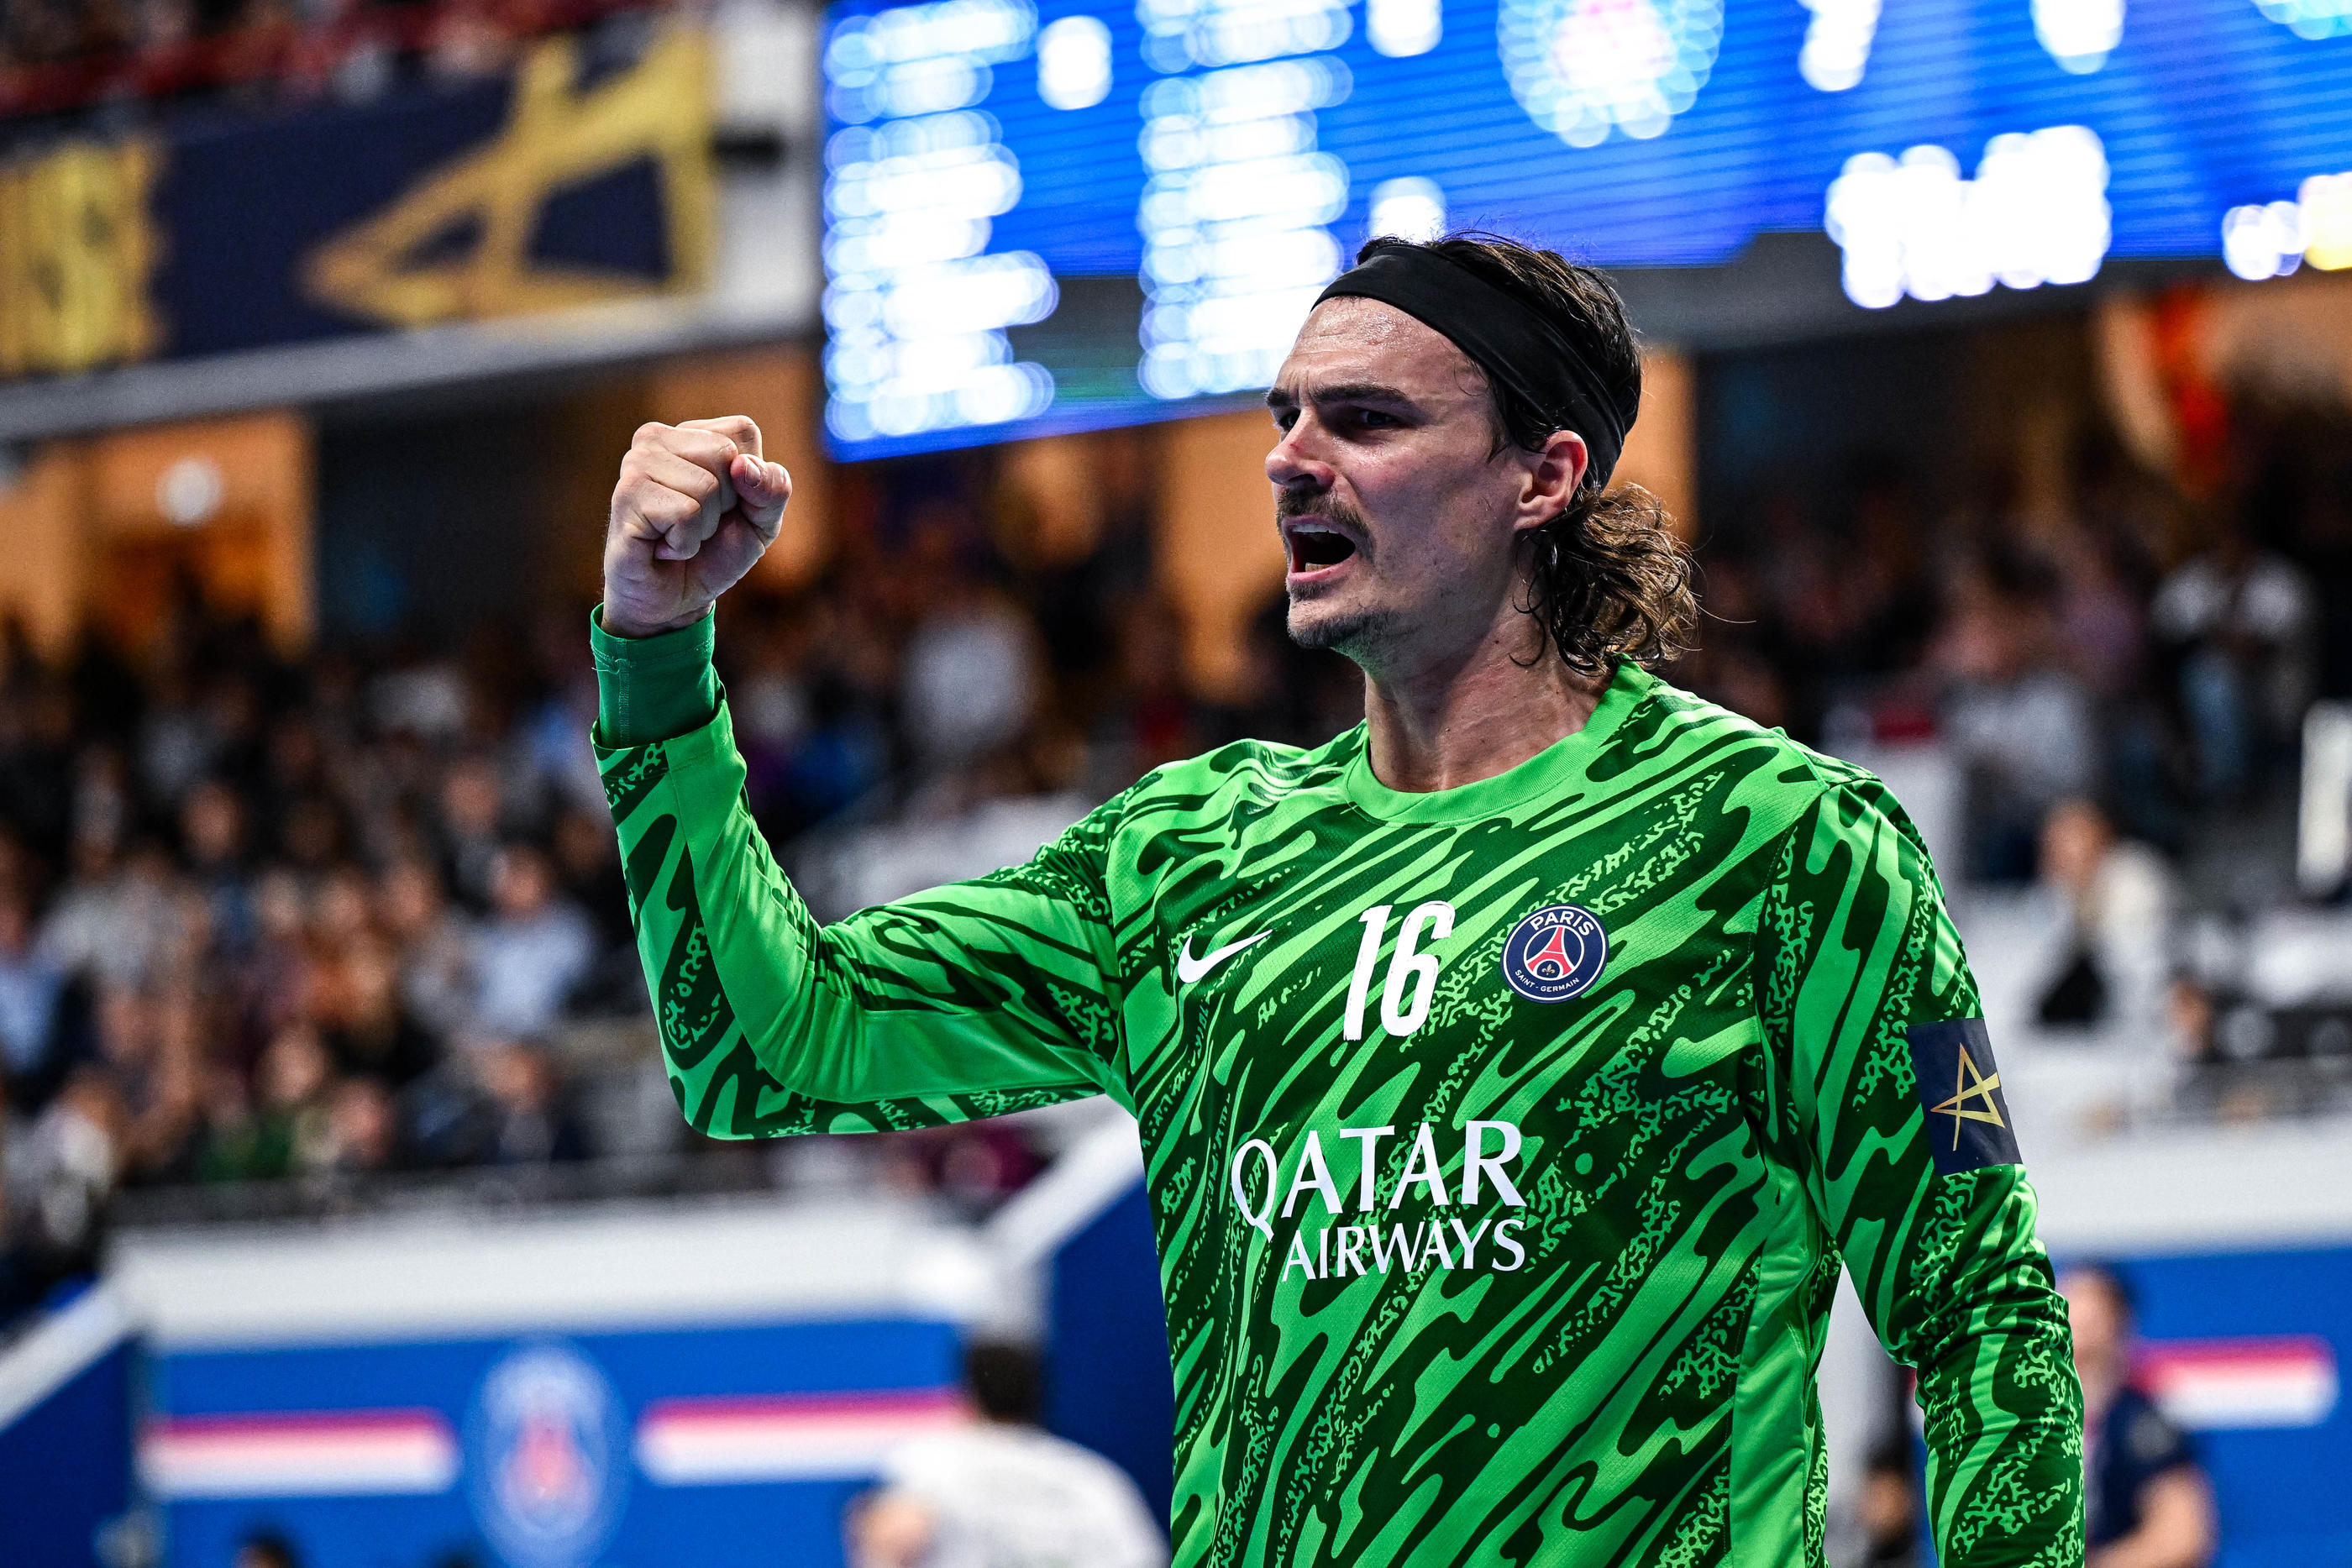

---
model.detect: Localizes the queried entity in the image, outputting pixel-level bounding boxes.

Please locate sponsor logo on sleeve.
[1500,903,1608,1003]
[1905,1016,2023,1176]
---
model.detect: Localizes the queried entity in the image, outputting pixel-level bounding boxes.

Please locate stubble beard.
[1279,491,1398,663]
[1287,597,1393,660]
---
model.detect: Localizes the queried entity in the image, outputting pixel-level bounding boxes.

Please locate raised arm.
[1757,781,2085,1567]
[596,417,1128,1140]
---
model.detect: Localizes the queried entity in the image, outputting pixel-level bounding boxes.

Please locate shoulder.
[1115,730,1357,816]
[1625,674,1929,861]
[1622,673,1881,806]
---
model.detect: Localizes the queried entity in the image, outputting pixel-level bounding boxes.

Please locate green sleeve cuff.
[591,606,721,747]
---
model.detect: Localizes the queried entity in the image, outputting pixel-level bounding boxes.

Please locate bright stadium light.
[2304,171,2352,268]
[822,0,1058,439]
[1137,0,1356,74]
[1037,15,1114,109]
[2221,201,2305,280]
[2218,172,2352,280]
[824,0,1038,123]
[1368,0,1444,57]
[1824,125,2111,307]
[1368,176,1447,242]
[1137,44,1354,400]
[2250,0,2352,38]
[2032,0,2124,71]
[1798,0,1879,91]
[1499,0,1725,147]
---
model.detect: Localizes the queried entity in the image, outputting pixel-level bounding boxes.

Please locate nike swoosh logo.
[1175,931,1272,985]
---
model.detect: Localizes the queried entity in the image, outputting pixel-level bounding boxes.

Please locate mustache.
[1275,489,1367,532]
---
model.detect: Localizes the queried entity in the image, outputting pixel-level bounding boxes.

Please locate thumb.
[732,454,792,532]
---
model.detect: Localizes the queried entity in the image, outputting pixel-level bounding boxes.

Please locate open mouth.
[1286,523,1359,574]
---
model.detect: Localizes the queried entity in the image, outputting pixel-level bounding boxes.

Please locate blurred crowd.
[0,592,640,1324]
[1677,401,2352,878]
[0,0,662,117]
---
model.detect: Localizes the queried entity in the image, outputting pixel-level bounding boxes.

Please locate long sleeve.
[1757,781,2084,1567]
[590,607,722,747]
[595,672,1130,1141]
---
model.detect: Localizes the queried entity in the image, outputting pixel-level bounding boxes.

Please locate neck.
[1361,616,1613,793]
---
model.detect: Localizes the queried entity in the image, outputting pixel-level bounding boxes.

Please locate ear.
[1513,428,1589,537]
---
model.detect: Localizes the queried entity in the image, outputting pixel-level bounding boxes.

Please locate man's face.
[2058,1267,2125,1383]
[1265,297,1582,677]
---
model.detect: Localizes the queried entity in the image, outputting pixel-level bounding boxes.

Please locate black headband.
[1315,241,1630,485]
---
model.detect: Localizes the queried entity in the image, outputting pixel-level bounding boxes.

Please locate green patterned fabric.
[590,607,719,748]
[595,651,2083,1567]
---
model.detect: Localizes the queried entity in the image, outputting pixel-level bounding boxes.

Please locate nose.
[1266,413,1336,493]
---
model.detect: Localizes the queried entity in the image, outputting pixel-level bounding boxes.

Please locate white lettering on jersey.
[1345,900,1456,1037]
[1343,905,1391,1040]
[1238,1119,1528,1278]
[1462,1120,1525,1207]
[1379,900,1454,1036]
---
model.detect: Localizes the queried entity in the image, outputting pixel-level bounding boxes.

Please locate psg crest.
[1501,903,1609,1003]
[465,1340,629,1568]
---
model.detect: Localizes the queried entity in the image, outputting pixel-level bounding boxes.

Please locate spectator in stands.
[2060,1263,2216,1568]
[847,1340,1166,1568]
[376,857,474,1044]
[471,1037,586,1166]
[0,880,85,1114]
[2032,799,2176,1031]
[40,836,196,992]
[254,1021,334,1172]
[195,1053,289,1183]
[1935,549,2100,883]
[0,1125,39,1323]
[181,779,259,960]
[551,807,639,1014]
[318,1075,402,1174]
[2150,522,2316,801]
[467,845,591,1039]
[12,1067,123,1291]
[92,983,202,1183]
[310,867,436,1088]
[435,755,507,913]
[899,581,1042,784]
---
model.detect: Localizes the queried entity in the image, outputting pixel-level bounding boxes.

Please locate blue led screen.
[820,0,2352,459]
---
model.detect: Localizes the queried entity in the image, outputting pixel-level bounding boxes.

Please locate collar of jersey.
[1337,662,1653,824]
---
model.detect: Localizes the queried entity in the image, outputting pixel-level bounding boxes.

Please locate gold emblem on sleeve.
[1929,1043,2006,1150]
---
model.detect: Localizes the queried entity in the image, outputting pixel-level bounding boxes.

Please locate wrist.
[596,600,711,640]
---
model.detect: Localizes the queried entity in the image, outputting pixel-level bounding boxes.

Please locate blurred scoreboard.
[817,0,2352,458]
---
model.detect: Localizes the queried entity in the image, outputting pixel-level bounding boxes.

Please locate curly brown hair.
[1373,233,1697,675]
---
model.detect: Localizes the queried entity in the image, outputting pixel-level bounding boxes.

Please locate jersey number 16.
[1345,901,1455,1041]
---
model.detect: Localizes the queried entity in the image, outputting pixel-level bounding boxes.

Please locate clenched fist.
[601,415,793,638]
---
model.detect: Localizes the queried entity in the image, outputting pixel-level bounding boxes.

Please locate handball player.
[590,232,2084,1566]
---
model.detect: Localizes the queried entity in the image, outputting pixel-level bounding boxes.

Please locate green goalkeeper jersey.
[592,616,2083,1568]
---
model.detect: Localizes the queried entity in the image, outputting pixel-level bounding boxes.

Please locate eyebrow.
[1265,380,1421,410]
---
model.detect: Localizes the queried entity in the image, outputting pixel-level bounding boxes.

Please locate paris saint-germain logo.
[1501,903,1609,1003]
[465,1340,628,1568]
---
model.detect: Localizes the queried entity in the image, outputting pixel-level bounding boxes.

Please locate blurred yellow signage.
[0,138,165,378]
[304,25,717,328]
